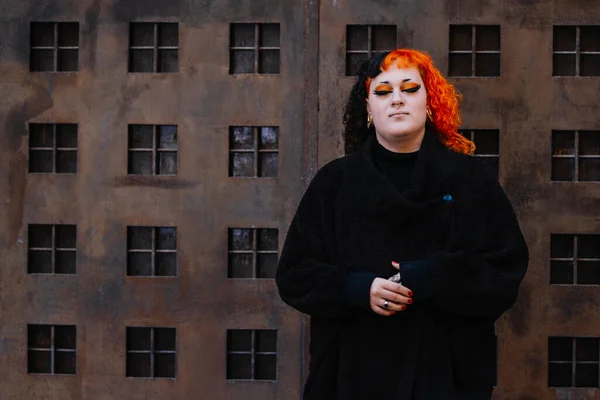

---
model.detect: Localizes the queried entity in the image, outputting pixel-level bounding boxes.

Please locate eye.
[373,90,392,96]
[401,84,421,93]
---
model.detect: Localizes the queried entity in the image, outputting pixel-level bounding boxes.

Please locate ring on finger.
[383,300,389,310]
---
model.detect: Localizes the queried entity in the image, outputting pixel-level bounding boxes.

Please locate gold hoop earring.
[367,113,373,129]
[426,107,433,121]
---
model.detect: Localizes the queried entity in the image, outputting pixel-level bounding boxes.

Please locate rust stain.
[84,277,126,319]
[111,0,180,21]
[83,0,102,72]
[507,281,531,337]
[112,176,199,188]
[2,67,54,245]
[556,289,600,321]
[502,167,541,216]
[115,83,150,121]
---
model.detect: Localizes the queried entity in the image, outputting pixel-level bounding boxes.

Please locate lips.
[389,112,409,117]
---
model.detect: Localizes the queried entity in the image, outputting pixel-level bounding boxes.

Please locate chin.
[381,128,425,141]
[384,129,419,138]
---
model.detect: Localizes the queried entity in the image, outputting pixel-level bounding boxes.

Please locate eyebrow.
[377,79,413,84]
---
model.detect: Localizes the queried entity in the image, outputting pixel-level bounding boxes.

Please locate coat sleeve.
[276,160,370,318]
[401,176,529,320]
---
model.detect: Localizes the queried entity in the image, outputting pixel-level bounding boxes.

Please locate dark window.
[226,329,277,380]
[128,125,178,175]
[28,324,76,374]
[553,26,600,77]
[459,129,500,178]
[550,234,600,285]
[345,25,397,76]
[28,224,76,274]
[129,23,179,73]
[230,23,280,74]
[228,228,278,278]
[549,337,600,387]
[449,25,501,77]
[126,327,176,378]
[29,124,78,173]
[552,130,600,182]
[30,22,79,72]
[229,126,279,177]
[127,226,177,276]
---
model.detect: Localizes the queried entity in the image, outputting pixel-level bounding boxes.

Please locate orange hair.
[366,49,475,155]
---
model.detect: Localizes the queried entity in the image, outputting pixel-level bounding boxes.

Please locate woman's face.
[366,65,428,152]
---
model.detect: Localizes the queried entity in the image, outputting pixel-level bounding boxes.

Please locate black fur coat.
[276,130,529,400]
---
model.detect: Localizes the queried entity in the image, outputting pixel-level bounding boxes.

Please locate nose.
[391,89,405,106]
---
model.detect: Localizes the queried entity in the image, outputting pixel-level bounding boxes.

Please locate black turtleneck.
[372,138,419,194]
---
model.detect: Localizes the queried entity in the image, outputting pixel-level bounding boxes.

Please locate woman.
[276,49,529,399]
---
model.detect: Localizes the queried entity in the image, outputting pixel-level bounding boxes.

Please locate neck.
[375,128,425,153]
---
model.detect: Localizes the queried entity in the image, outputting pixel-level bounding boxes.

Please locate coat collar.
[355,128,458,206]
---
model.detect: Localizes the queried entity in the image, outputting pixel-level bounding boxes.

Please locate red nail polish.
[401,305,406,311]
[407,298,413,304]
[408,291,413,297]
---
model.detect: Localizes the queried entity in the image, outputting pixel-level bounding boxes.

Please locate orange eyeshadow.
[374,84,393,92]
[400,82,420,91]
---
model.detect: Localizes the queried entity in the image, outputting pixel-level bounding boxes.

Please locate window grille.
[126,327,176,378]
[230,23,280,74]
[28,224,76,274]
[449,25,500,77]
[127,227,177,276]
[30,22,79,72]
[128,125,178,175]
[228,228,278,278]
[459,129,500,178]
[129,23,179,73]
[345,25,396,76]
[226,329,277,380]
[229,126,279,177]
[550,234,600,285]
[29,124,78,173]
[553,26,600,77]
[552,130,600,181]
[28,324,76,374]
[549,337,600,387]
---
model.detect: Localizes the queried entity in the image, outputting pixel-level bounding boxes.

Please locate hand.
[369,262,413,316]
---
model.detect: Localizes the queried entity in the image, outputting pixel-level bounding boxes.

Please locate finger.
[379,281,413,297]
[372,305,397,317]
[380,298,408,312]
[372,284,412,302]
[391,261,400,270]
[380,289,412,306]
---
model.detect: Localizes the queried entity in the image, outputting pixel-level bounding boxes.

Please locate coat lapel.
[336,128,461,272]
[351,128,458,210]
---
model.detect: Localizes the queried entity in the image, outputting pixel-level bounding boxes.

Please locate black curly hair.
[343,53,387,154]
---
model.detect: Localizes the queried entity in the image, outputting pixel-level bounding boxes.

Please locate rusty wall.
[0,0,312,398]
[1,0,600,399]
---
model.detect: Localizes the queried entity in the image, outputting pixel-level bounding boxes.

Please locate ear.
[365,98,371,115]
